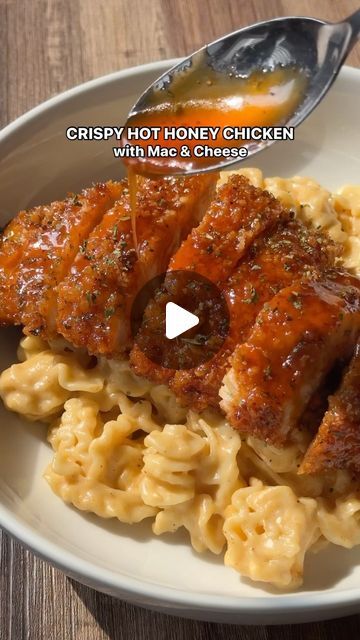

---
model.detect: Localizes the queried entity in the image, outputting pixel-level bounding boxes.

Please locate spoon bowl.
[127,11,360,175]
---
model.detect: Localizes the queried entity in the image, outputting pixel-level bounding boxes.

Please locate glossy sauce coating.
[56,173,217,356]
[171,218,337,410]
[221,273,360,446]
[130,174,289,379]
[0,182,121,336]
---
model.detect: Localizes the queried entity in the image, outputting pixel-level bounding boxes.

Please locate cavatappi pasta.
[1,170,360,590]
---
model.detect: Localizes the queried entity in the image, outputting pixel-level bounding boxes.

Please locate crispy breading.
[56,174,217,356]
[171,219,337,410]
[169,174,290,278]
[0,182,121,333]
[220,273,360,446]
[300,344,360,474]
[130,174,290,381]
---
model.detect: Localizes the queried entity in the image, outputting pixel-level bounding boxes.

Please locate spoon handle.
[345,9,360,46]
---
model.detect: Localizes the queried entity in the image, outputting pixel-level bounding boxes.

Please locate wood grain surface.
[1,1,360,638]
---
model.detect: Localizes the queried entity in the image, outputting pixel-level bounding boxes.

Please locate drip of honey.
[128,167,139,256]
[124,65,308,250]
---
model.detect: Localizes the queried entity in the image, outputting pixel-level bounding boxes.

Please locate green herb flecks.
[86,291,98,305]
[264,365,273,380]
[244,287,259,304]
[69,194,82,206]
[104,307,115,319]
[288,292,303,310]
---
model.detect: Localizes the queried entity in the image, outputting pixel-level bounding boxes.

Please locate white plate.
[1,61,360,625]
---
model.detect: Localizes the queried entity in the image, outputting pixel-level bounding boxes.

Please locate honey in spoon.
[122,65,307,251]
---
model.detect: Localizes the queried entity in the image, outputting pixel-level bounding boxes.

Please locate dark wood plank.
[1,1,360,638]
[1,0,359,128]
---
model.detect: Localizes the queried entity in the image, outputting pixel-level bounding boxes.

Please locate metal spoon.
[126,9,360,175]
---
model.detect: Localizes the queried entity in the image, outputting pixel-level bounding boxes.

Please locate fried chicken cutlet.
[0,174,217,356]
[220,273,360,446]
[56,174,217,356]
[300,343,360,474]
[171,218,336,410]
[130,174,290,381]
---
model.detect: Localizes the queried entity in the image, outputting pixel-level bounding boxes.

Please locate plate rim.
[1,59,360,619]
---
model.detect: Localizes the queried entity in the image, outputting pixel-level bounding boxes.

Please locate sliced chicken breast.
[300,343,360,474]
[171,219,337,410]
[0,182,121,334]
[130,174,290,381]
[220,273,360,446]
[56,174,217,357]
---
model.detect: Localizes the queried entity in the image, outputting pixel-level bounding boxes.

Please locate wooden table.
[1,1,360,638]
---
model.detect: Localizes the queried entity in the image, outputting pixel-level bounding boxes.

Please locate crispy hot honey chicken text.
[1,174,360,475]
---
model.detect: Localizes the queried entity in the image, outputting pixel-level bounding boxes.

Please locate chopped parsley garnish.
[288,292,303,310]
[104,307,115,319]
[85,291,98,305]
[264,365,273,380]
[69,194,82,206]
[244,287,259,304]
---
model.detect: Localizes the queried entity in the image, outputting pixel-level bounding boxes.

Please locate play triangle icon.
[165,302,199,340]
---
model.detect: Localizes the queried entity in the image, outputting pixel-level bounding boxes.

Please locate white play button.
[131,270,230,369]
[165,302,199,340]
